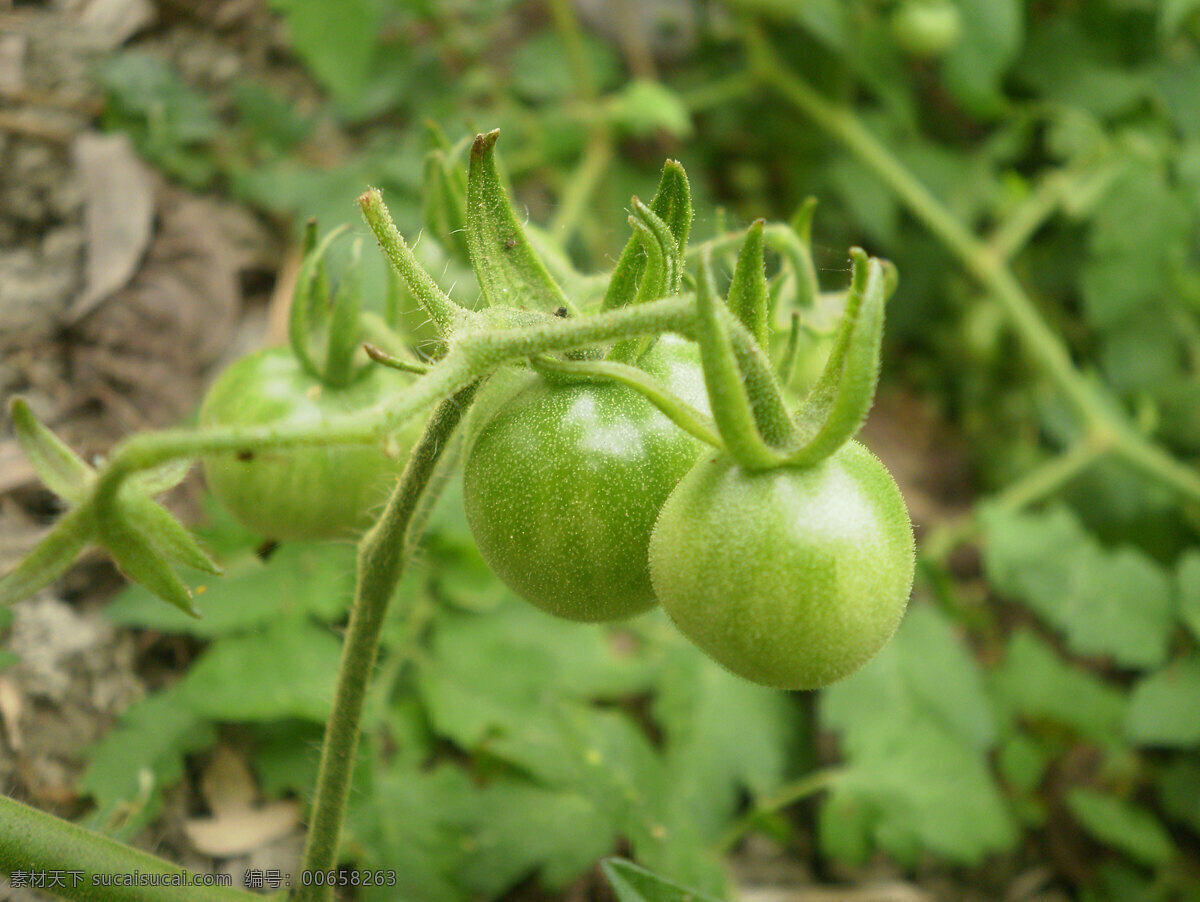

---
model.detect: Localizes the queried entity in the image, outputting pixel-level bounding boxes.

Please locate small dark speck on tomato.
[237,449,254,461]
[554,306,568,318]
[256,540,279,560]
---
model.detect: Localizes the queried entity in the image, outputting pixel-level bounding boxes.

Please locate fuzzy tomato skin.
[649,441,915,690]
[463,336,708,622]
[199,347,413,541]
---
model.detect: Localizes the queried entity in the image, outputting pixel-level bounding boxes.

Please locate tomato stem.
[295,381,480,902]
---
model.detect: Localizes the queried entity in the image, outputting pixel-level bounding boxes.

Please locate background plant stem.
[740,23,1200,509]
[294,382,479,902]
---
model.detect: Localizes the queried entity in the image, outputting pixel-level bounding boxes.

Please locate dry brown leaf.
[198,745,258,818]
[67,132,154,322]
[185,801,300,858]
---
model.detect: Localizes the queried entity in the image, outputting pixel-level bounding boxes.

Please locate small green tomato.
[649,440,915,690]
[199,347,416,541]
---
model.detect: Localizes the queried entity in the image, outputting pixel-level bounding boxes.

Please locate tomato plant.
[463,336,708,621]
[650,441,914,689]
[198,347,414,541]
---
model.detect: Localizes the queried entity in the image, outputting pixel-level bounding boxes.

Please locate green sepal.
[777,310,802,386]
[0,504,95,605]
[695,250,784,470]
[119,490,221,576]
[728,219,770,350]
[786,249,888,466]
[422,147,470,261]
[466,130,571,313]
[10,398,93,504]
[631,198,682,298]
[532,355,722,447]
[602,159,692,311]
[289,223,351,382]
[97,506,200,617]
[127,458,192,496]
[323,238,365,388]
[359,188,477,338]
[363,343,429,375]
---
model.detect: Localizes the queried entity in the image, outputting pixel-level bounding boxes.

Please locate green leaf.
[820,605,1015,865]
[990,629,1128,743]
[1156,758,1200,835]
[452,780,614,893]
[509,29,620,102]
[982,505,1174,670]
[819,723,1016,866]
[787,250,887,466]
[1161,0,1200,37]
[607,80,693,140]
[466,130,570,313]
[10,399,93,502]
[107,541,356,637]
[346,764,473,902]
[178,619,343,722]
[1066,788,1176,868]
[267,0,382,109]
[653,644,798,845]
[80,686,216,840]
[1126,656,1200,747]
[939,0,1023,117]
[0,505,95,606]
[601,858,723,902]
[1178,552,1200,644]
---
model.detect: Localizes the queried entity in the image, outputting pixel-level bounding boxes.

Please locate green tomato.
[199,347,414,541]
[891,0,962,58]
[463,336,709,622]
[649,441,915,690]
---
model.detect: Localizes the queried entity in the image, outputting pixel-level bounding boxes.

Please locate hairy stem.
[294,382,479,902]
[0,795,266,902]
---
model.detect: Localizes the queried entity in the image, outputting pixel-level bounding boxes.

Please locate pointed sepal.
[695,250,783,470]
[602,159,692,310]
[467,130,570,313]
[786,248,888,466]
[359,188,477,338]
[11,399,93,504]
[289,224,351,381]
[422,147,470,262]
[728,219,770,350]
[97,508,200,617]
[0,504,95,605]
[128,458,192,496]
[120,491,221,577]
[322,238,364,387]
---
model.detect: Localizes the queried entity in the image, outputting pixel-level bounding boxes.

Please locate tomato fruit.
[890,0,962,58]
[199,347,414,541]
[649,441,915,690]
[463,336,708,621]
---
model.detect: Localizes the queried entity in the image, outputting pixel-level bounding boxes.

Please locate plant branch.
[0,795,266,902]
[294,381,480,902]
[715,767,844,855]
[741,23,1200,508]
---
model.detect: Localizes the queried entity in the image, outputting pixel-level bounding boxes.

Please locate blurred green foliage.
[87,0,1200,899]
